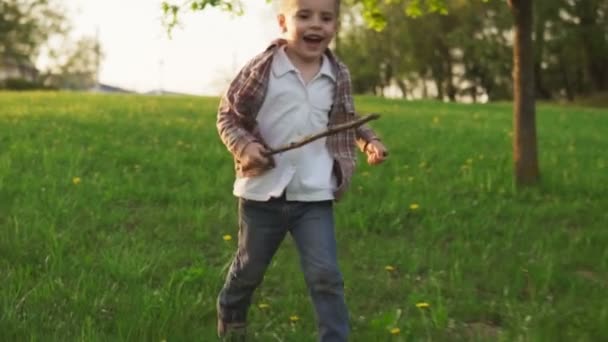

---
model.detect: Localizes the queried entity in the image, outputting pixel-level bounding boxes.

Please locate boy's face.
[277,0,338,64]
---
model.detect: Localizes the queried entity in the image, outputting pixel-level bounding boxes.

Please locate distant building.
[90,83,135,93]
[88,84,197,96]
[144,89,194,96]
[0,57,39,82]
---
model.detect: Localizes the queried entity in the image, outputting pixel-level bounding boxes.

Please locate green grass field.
[1,92,607,341]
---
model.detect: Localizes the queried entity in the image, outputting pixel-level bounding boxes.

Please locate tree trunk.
[446,57,457,102]
[533,11,551,99]
[421,72,429,98]
[396,79,408,99]
[434,72,444,100]
[470,85,477,103]
[577,0,607,92]
[559,58,574,101]
[508,0,539,187]
[438,43,456,102]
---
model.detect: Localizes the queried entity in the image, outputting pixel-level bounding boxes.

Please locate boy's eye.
[295,10,310,19]
[294,10,334,22]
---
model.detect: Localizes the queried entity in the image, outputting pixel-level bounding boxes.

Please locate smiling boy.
[215,0,388,340]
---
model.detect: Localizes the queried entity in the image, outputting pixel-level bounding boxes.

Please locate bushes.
[573,92,608,108]
[0,78,57,91]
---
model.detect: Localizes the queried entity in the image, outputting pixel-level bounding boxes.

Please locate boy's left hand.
[365,139,388,165]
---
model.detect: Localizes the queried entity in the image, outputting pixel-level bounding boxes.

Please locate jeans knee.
[306,267,344,294]
[228,255,267,289]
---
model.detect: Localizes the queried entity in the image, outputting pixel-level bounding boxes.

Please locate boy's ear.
[277,14,287,33]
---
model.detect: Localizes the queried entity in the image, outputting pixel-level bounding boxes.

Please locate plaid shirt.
[217,39,379,200]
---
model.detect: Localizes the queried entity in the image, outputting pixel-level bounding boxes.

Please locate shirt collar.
[319,54,336,82]
[272,45,336,83]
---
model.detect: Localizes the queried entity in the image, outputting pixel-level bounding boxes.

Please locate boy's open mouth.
[303,34,324,43]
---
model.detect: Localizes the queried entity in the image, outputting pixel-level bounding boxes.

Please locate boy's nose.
[310,15,322,27]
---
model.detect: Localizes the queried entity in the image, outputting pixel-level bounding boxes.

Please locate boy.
[215,0,388,340]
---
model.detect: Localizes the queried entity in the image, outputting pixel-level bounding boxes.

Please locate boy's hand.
[240,142,274,170]
[365,139,388,165]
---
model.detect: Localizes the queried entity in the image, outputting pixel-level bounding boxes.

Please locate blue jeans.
[217,196,349,341]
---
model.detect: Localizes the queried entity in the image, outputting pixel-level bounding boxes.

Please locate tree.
[43,36,103,90]
[163,0,541,187]
[563,0,608,92]
[508,0,539,186]
[530,0,608,100]
[0,0,68,64]
[356,0,539,186]
[336,1,516,101]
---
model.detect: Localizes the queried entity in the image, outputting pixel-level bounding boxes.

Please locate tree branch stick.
[266,113,380,155]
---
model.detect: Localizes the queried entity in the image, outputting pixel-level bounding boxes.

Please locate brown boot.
[217,319,247,341]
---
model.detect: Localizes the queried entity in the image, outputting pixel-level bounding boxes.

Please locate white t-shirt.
[233,46,337,201]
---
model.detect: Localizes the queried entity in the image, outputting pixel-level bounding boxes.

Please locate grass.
[1,92,607,341]
[572,92,608,108]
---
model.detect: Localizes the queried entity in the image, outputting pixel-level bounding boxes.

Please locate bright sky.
[64,0,280,95]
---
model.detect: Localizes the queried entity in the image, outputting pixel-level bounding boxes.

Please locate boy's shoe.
[217,319,247,341]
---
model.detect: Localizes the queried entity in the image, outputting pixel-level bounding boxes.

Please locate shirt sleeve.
[340,65,381,152]
[355,119,380,152]
[216,65,260,158]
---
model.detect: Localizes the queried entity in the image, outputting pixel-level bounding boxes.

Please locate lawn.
[1,92,606,341]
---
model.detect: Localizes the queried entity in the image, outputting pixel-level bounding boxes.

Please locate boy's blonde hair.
[274,0,341,15]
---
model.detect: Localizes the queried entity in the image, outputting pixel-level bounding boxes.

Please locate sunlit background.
[7,0,605,103]
[61,0,278,95]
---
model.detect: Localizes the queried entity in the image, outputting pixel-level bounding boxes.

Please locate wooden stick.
[266,113,380,155]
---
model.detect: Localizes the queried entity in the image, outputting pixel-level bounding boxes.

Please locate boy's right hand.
[239,142,275,171]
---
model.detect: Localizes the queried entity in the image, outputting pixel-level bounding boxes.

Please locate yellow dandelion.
[416,302,430,309]
[466,158,474,164]
[289,315,300,322]
[432,117,439,124]
[385,265,396,272]
[222,234,232,241]
[258,303,270,309]
[72,177,81,185]
[409,203,420,210]
[390,327,401,335]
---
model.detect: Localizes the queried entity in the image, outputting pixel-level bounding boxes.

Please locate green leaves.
[428,0,449,15]
[362,9,387,31]
[405,0,424,17]
[357,0,451,31]
[405,0,448,18]
[161,0,244,37]
[159,0,459,36]
[0,0,68,63]
[161,2,180,37]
